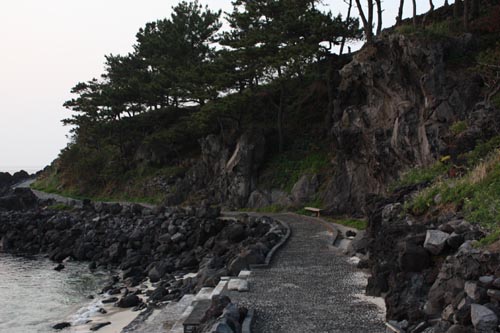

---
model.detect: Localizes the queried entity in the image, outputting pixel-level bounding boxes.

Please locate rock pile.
[0,193,286,299]
[0,170,30,195]
[356,192,500,333]
[198,295,248,333]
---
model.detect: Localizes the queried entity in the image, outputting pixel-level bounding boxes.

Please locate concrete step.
[211,280,228,298]
[194,287,214,301]
[161,294,195,331]
[170,304,195,333]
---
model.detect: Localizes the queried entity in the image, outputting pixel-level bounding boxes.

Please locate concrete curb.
[249,216,292,269]
[242,309,254,333]
[289,213,340,245]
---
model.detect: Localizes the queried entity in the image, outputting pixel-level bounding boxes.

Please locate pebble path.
[225,213,386,333]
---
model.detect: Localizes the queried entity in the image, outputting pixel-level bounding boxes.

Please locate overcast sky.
[0,0,446,173]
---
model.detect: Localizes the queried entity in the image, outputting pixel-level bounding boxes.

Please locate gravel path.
[225,213,386,333]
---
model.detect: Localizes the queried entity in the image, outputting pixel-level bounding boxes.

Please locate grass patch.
[476,228,500,247]
[391,161,450,190]
[47,204,73,211]
[425,21,453,37]
[32,164,186,205]
[396,21,457,39]
[407,149,500,228]
[259,149,330,193]
[324,217,368,230]
[462,135,500,167]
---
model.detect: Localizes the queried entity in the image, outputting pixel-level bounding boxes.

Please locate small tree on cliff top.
[221,0,361,151]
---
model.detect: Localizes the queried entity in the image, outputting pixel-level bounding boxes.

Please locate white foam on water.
[70,298,104,325]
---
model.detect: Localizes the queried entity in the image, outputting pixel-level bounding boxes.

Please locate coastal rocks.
[0,195,285,314]
[52,322,71,330]
[199,296,247,333]
[117,294,142,308]
[362,195,499,332]
[471,304,498,332]
[0,188,38,211]
[102,297,119,304]
[399,243,431,272]
[54,263,65,271]
[0,170,31,196]
[90,322,111,331]
[424,230,450,255]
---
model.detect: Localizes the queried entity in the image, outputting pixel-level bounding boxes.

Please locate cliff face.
[36,30,492,215]
[324,34,482,214]
[154,33,486,214]
[163,132,267,209]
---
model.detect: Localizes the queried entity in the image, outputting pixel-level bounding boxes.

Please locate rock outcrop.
[324,34,484,214]
[354,190,500,333]
[164,131,266,209]
[0,170,30,195]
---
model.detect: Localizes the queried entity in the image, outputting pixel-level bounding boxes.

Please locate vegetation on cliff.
[36,0,500,216]
[36,0,361,203]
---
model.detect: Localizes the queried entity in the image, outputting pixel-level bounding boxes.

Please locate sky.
[0,0,446,173]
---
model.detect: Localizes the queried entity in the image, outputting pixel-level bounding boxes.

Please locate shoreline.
[0,189,287,332]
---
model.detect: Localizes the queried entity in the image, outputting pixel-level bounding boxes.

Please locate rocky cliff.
[163,33,486,215]
[324,33,482,214]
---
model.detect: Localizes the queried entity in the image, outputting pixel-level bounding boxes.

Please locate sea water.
[0,254,108,333]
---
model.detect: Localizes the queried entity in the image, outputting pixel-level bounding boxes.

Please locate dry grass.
[466,149,500,185]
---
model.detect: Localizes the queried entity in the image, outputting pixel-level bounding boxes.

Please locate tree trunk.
[454,0,462,19]
[429,0,435,11]
[375,0,383,35]
[355,0,373,43]
[278,83,285,153]
[412,0,417,27]
[397,0,405,25]
[340,0,353,55]
[368,0,374,37]
[445,0,449,7]
[471,0,479,18]
[464,0,469,30]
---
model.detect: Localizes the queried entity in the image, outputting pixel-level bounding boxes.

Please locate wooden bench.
[304,207,322,217]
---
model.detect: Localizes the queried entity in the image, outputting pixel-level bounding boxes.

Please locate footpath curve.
[225,213,386,333]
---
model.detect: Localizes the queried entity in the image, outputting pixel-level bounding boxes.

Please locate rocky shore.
[0,188,286,332]
[353,190,500,333]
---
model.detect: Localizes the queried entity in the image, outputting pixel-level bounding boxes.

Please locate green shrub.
[259,150,329,192]
[450,121,467,136]
[332,218,368,230]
